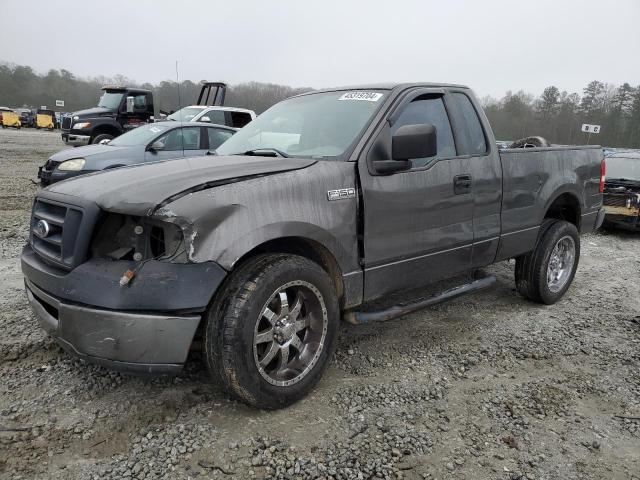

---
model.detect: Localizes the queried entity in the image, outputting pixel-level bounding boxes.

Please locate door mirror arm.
[372,160,411,174]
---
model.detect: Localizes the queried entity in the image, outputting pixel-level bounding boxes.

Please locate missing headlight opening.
[91,213,187,263]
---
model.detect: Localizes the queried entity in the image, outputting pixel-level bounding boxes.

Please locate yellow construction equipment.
[36,109,55,130]
[1,110,21,129]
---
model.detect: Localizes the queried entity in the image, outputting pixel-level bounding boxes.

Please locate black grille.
[62,116,72,130]
[30,195,100,270]
[603,194,629,207]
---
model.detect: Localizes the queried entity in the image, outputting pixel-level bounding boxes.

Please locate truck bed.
[495,145,603,261]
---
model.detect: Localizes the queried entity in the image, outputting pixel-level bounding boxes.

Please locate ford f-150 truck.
[22,83,606,409]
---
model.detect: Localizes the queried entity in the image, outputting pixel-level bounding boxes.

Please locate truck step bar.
[343,275,497,325]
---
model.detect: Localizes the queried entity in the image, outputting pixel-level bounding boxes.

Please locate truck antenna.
[175,60,184,153]
[175,60,182,112]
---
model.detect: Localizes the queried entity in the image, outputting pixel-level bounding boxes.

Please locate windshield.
[167,107,206,122]
[109,123,171,147]
[606,156,640,182]
[215,90,386,159]
[98,91,125,109]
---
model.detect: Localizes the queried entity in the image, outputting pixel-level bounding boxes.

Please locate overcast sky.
[1,0,638,98]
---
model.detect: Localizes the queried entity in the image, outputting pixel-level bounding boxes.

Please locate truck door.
[446,90,502,268]
[359,89,475,301]
[121,92,152,131]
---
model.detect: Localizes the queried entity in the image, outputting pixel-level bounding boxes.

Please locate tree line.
[0,62,311,116]
[482,81,640,147]
[1,62,639,147]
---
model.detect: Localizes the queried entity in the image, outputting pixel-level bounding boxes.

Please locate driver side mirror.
[148,140,165,152]
[392,123,437,161]
[126,96,135,113]
[372,123,438,174]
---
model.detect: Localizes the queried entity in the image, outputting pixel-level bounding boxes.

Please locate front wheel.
[515,220,580,304]
[92,133,113,144]
[204,254,339,409]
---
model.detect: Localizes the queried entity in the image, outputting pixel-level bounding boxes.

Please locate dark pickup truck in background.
[61,82,240,146]
[61,85,154,146]
[22,82,605,409]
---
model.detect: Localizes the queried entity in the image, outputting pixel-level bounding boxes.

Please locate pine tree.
[579,80,605,120]
[537,86,560,119]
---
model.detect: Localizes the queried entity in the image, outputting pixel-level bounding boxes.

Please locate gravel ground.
[0,128,639,480]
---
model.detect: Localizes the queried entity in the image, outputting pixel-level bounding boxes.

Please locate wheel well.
[545,193,580,228]
[91,125,119,139]
[233,237,345,303]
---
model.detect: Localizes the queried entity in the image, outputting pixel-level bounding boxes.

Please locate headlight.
[73,115,79,121]
[58,158,86,171]
[73,122,91,129]
[90,213,187,263]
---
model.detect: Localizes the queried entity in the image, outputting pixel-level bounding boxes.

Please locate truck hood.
[45,155,316,215]
[71,106,115,118]
[48,144,135,164]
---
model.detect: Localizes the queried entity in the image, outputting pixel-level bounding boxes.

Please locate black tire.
[515,219,580,304]
[508,136,551,148]
[92,133,114,144]
[204,254,339,409]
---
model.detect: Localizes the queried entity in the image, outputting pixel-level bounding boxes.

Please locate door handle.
[454,174,472,194]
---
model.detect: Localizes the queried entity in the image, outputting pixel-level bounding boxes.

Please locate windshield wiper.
[235,148,290,158]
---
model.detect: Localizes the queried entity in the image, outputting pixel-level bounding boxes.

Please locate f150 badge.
[327,188,356,201]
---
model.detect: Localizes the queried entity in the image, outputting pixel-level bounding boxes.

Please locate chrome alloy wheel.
[547,235,576,293]
[253,280,328,387]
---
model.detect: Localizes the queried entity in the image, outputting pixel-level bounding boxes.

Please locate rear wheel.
[204,254,339,409]
[515,220,580,304]
[92,133,114,144]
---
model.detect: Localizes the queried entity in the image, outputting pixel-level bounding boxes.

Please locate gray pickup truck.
[21,83,605,409]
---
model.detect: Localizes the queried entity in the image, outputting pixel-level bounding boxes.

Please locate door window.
[451,93,487,155]
[207,128,234,150]
[133,94,147,109]
[230,111,252,128]
[157,127,201,151]
[201,110,226,125]
[392,96,456,168]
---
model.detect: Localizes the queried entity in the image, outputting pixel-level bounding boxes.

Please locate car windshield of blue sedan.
[109,124,171,147]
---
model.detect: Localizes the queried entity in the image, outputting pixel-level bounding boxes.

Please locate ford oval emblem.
[34,219,51,238]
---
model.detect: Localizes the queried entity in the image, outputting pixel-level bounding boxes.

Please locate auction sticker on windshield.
[338,92,384,102]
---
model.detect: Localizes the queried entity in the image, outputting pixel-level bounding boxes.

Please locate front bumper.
[62,132,90,146]
[21,245,228,373]
[25,279,200,374]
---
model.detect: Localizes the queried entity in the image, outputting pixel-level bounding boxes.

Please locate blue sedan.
[38,121,236,185]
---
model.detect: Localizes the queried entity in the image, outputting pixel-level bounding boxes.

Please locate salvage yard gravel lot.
[0,128,639,480]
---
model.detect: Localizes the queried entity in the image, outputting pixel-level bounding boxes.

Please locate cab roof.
[101,85,152,94]
[293,82,470,99]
